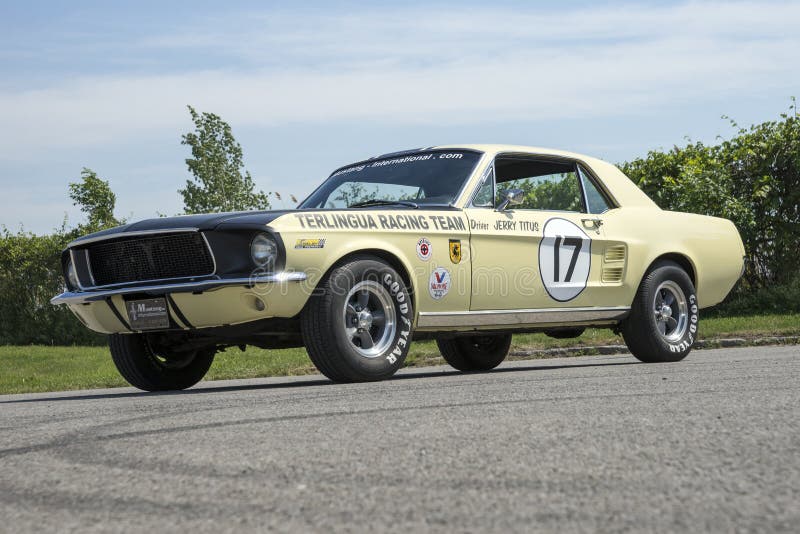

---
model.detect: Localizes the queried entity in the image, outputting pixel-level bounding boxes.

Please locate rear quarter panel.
[602,207,744,309]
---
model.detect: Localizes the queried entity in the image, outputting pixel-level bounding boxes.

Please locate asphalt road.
[1,346,798,533]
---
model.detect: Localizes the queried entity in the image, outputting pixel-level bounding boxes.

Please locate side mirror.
[496,188,525,211]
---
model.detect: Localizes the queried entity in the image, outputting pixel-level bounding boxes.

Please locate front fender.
[270,210,473,320]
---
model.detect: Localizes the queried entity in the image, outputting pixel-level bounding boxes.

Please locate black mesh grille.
[86,233,214,286]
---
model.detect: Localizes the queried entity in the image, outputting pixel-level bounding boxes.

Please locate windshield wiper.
[349,199,419,209]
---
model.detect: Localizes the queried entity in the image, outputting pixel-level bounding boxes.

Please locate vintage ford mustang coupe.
[52,145,745,391]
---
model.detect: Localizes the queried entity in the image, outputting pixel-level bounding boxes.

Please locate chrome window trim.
[452,150,492,208]
[466,152,621,213]
[577,163,591,214]
[468,161,496,208]
[73,230,218,290]
[50,272,308,305]
[576,163,615,214]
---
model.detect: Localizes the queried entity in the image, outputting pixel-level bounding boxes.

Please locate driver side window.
[494,157,583,212]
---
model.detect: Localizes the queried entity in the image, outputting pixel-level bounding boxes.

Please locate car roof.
[370,144,658,209]
[431,144,596,160]
[375,144,597,161]
[432,144,658,209]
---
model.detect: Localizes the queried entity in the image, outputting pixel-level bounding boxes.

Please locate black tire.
[301,256,414,382]
[436,333,512,372]
[621,260,699,363]
[109,334,215,391]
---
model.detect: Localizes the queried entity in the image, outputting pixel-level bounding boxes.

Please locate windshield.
[299,150,483,209]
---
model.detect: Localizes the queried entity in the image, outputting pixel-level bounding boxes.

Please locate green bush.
[0,225,104,345]
[704,276,800,317]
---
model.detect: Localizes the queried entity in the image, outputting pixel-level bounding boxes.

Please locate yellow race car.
[52,145,745,390]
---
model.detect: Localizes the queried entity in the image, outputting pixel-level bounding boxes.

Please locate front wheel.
[109,334,215,391]
[621,260,699,363]
[301,256,414,382]
[436,334,512,372]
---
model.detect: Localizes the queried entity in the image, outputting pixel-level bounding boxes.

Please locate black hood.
[68,204,460,246]
[69,210,296,245]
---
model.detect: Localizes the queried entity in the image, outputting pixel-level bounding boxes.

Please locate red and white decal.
[429,267,451,300]
[416,237,432,261]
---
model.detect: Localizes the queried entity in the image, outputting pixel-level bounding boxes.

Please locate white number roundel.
[538,218,592,302]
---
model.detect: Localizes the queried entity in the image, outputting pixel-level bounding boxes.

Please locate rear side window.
[578,165,611,214]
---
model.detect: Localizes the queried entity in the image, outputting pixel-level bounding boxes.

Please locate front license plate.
[126,298,170,330]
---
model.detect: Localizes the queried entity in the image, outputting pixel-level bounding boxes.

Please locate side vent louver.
[604,245,626,263]
[602,245,626,284]
[602,266,624,283]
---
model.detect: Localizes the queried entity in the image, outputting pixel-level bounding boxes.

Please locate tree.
[180,105,270,214]
[68,168,119,232]
[513,175,583,212]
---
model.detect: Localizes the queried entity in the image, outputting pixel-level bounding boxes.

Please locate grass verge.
[1,313,798,395]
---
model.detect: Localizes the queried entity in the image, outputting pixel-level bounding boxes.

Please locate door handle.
[581,218,603,232]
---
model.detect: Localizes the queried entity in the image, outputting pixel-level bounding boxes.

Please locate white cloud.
[143,2,800,65]
[0,1,798,161]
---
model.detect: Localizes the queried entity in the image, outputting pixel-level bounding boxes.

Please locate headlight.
[66,259,80,289]
[251,232,278,270]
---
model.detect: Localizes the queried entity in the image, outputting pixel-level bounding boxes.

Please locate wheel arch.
[324,248,417,309]
[646,252,697,288]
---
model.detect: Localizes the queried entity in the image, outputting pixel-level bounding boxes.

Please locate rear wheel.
[109,334,215,391]
[621,260,698,363]
[436,334,512,372]
[301,256,414,382]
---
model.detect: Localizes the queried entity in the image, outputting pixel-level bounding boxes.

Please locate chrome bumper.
[51,272,308,305]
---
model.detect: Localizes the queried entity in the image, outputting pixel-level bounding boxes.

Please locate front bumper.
[51,272,308,306]
[54,272,312,334]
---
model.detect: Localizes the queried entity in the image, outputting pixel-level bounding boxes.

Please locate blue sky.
[1,0,798,233]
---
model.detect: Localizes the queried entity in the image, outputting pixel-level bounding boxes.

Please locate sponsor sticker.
[449,239,462,264]
[293,213,466,232]
[295,238,326,249]
[416,237,432,261]
[429,267,451,300]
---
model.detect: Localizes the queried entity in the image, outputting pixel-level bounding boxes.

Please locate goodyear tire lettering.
[666,292,699,353]
[381,271,413,365]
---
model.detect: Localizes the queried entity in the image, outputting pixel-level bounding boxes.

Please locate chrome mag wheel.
[653,280,689,343]
[342,280,397,358]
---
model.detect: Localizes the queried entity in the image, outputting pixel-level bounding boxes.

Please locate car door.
[464,154,625,312]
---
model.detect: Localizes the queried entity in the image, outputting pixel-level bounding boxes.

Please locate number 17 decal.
[539,218,592,302]
[553,236,583,283]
